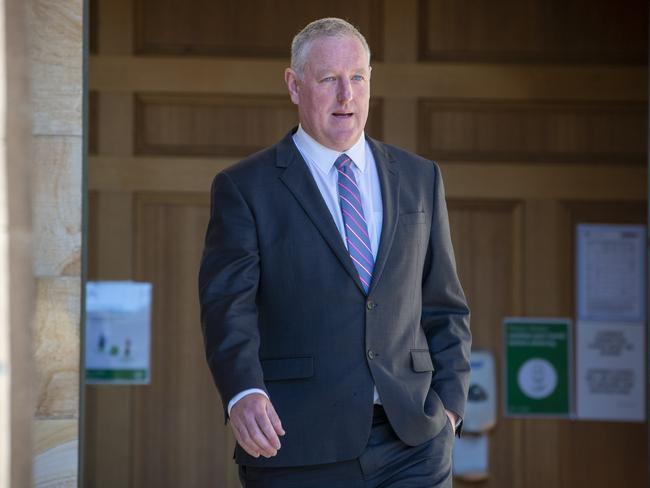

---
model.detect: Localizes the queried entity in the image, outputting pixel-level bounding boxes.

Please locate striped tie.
[335,153,374,293]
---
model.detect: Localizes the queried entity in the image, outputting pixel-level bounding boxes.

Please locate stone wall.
[28,0,83,486]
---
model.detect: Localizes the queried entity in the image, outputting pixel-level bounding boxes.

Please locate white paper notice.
[576,321,644,422]
[576,224,646,323]
[453,434,488,481]
[85,281,152,385]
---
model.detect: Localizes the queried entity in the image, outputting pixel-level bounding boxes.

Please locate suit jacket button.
[367,349,376,360]
[366,300,376,310]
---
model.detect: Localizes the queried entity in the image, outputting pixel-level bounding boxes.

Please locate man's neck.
[297,124,365,153]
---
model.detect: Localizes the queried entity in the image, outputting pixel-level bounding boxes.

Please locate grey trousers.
[238,406,454,488]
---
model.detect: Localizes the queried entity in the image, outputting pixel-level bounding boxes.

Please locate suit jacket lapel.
[367,137,399,295]
[277,131,366,294]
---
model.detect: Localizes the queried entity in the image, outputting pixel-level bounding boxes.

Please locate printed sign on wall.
[85,281,152,385]
[504,318,572,417]
[575,224,646,422]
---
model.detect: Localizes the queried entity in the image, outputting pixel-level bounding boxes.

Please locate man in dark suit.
[199,17,471,487]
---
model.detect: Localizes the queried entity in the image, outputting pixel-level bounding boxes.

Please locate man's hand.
[444,409,457,431]
[229,393,285,458]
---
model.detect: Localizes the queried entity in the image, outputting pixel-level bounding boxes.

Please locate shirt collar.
[293,125,367,174]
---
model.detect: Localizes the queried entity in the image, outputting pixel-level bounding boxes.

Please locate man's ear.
[284,68,300,105]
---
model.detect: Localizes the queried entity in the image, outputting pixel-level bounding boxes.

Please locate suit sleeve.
[198,171,267,417]
[421,162,472,422]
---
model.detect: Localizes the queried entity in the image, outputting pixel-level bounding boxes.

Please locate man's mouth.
[332,112,354,118]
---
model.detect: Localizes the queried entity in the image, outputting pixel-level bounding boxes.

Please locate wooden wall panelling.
[519,200,647,488]
[84,385,134,488]
[559,201,647,487]
[447,200,525,488]
[383,0,417,63]
[134,94,297,156]
[87,191,135,280]
[565,419,646,488]
[86,58,138,488]
[98,92,134,156]
[520,200,565,488]
[89,156,237,193]
[85,191,135,488]
[88,158,648,200]
[418,99,647,164]
[379,0,418,152]
[419,0,648,63]
[89,0,98,54]
[134,93,383,157]
[439,163,647,201]
[383,99,417,154]
[448,200,524,338]
[523,200,565,316]
[89,57,648,102]
[381,0,417,152]
[521,418,563,488]
[134,0,383,59]
[95,0,134,55]
[131,193,236,488]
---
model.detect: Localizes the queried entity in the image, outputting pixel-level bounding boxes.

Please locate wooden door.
[85,1,648,487]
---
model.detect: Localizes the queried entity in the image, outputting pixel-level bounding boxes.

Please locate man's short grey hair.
[290,17,371,77]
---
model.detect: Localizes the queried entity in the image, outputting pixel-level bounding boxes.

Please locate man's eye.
[321,76,336,82]
[352,75,364,81]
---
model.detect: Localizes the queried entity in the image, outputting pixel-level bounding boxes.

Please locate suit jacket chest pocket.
[393,211,428,269]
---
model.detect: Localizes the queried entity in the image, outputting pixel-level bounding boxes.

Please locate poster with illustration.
[85,281,152,385]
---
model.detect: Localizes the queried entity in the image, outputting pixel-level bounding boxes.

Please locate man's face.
[285,35,371,152]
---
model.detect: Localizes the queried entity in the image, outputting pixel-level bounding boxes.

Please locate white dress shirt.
[292,125,383,258]
[227,126,384,415]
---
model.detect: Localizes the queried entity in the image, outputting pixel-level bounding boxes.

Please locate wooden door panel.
[131,193,236,488]
[558,201,647,488]
[449,200,528,487]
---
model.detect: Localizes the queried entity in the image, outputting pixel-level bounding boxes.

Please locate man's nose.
[337,78,353,103]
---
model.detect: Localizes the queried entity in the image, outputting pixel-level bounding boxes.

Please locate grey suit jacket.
[199,128,471,467]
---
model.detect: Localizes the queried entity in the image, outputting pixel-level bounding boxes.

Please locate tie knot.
[335,153,353,171]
